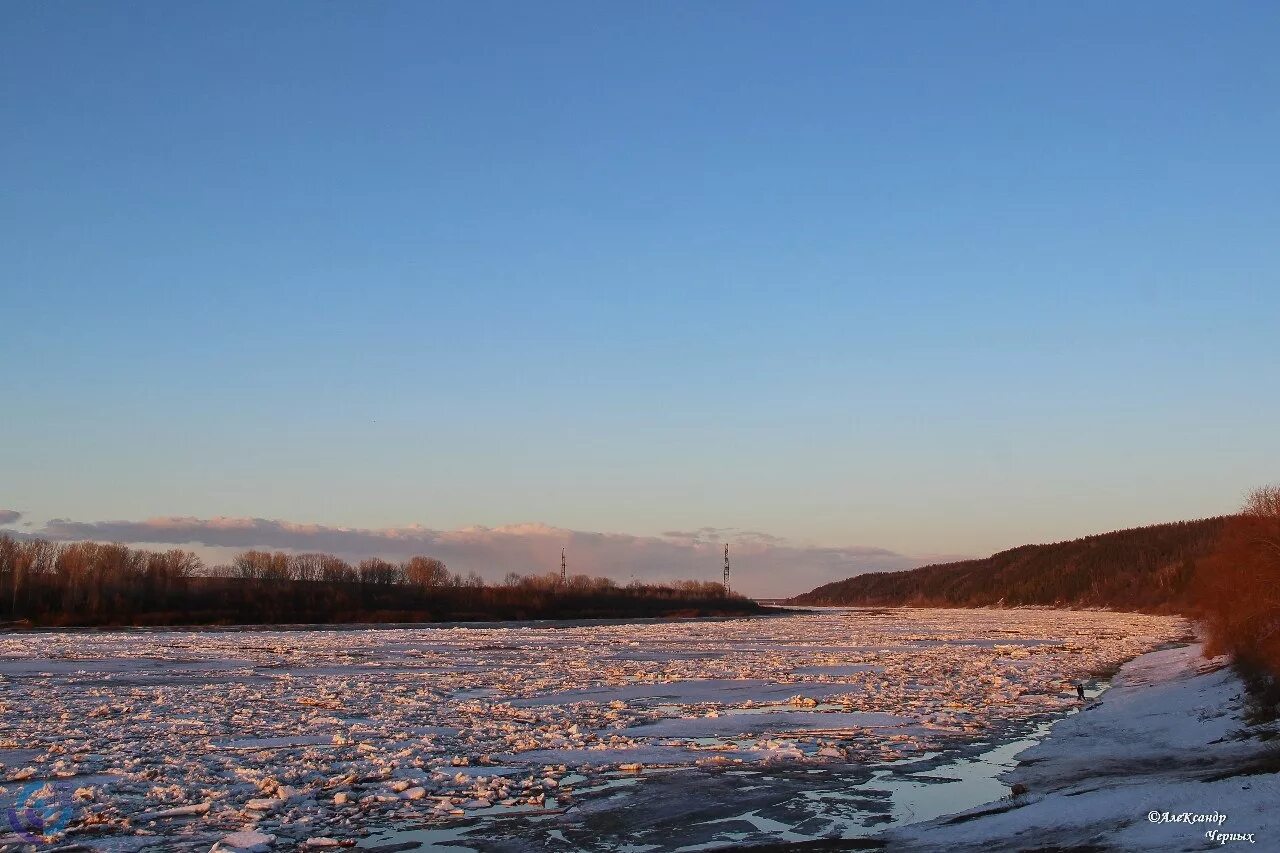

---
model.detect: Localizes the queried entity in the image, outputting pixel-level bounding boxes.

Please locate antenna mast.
[723,543,731,596]
[561,547,567,584]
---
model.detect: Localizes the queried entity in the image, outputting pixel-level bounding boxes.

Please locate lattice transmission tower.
[723,544,731,596]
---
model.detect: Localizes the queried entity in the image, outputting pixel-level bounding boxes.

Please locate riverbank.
[884,643,1279,851]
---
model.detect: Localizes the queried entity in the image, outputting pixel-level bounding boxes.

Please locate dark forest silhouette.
[791,518,1226,610]
[0,538,758,627]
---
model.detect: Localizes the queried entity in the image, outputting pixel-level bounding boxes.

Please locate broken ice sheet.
[0,608,1185,850]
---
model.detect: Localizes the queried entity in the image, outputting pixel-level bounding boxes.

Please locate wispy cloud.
[34,515,952,597]
[0,510,22,526]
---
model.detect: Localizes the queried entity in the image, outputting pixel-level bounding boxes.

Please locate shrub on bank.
[1194,486,1280,677]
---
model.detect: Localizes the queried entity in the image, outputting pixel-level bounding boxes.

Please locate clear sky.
[2,2,1277,594]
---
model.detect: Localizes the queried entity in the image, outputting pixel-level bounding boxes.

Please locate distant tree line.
[0,538,754,627]
[791,517,1226,611]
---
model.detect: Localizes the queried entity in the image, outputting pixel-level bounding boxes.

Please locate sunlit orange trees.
[1194,486,1280,672]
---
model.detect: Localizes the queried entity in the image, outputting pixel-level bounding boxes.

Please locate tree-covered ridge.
[790,517,1227,610]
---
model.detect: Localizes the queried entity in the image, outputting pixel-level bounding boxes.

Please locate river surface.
[0,609,1185,851]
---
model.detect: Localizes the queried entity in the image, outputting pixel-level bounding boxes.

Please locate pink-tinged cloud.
[35,515,952,597]
[0,510,22,526]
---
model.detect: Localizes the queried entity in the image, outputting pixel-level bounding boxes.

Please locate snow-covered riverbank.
[886,643,1280,852]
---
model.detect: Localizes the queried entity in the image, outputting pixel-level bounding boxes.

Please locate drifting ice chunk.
[212,830,275,852]
[139,802,212,820]
[246,797,281,811]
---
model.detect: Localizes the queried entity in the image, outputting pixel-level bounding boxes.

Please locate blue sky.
[2,2,1277,593]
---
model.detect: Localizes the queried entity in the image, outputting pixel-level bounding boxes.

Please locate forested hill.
[790,517,1227,610]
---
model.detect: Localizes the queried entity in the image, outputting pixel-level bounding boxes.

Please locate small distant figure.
[1076,681,1086,701]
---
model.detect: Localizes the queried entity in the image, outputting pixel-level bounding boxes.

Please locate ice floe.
[0,608,1187,850]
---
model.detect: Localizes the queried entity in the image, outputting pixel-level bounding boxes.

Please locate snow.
[211,829,275,852]
[136,802,212,821]
[887,642,1280,852]
[0,609,1196,850]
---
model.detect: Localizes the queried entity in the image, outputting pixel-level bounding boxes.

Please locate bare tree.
[358,558,402,586]
[403,556,449,587]
[289,553,327,582]
[1244,485,1280,517]
[319,555,356,583]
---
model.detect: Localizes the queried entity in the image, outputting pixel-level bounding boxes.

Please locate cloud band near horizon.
[27,515,959,597]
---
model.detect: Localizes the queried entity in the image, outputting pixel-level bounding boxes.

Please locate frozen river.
[0,609,1186,851]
